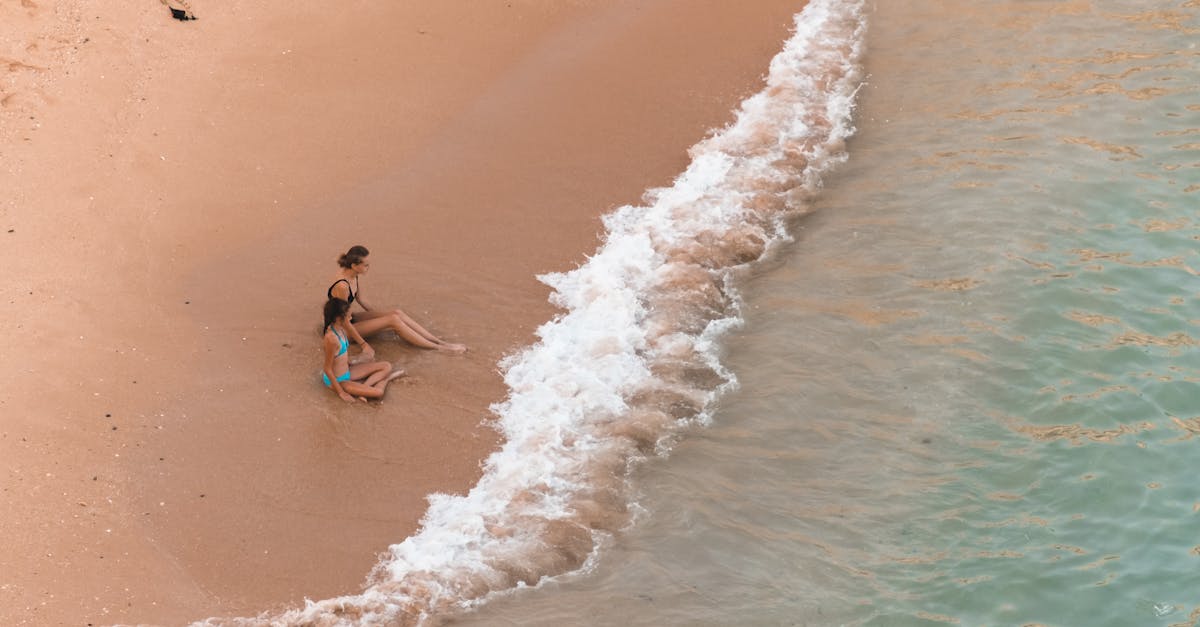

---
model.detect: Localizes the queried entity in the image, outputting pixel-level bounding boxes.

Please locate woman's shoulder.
[328,277,351,293]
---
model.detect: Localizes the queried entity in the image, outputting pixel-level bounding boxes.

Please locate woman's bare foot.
[437,342,467,353]
[385,368,407,382]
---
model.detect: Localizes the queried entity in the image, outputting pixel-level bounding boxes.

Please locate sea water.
[451,1,1200,626]
[204,0,1200,624]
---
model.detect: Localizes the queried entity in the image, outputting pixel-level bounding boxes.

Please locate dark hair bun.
[337,245,370,269]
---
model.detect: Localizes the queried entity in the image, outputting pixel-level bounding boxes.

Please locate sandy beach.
[0,1,805,624]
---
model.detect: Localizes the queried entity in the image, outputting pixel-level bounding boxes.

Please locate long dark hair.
[323,297,350,332]
[337,245,370,269]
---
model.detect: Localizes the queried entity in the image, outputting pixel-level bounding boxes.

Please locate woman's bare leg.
[393,309,466,351]
[392,309,467,351]
[340,380,384,400]
[391,308,448,344]
[351,361,391,386]
[352,313,441,349]
[352,311,462,351]
[339,362,397,400]
[371,368,406,394]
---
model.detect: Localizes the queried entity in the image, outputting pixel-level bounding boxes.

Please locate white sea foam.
[198,0,867,624]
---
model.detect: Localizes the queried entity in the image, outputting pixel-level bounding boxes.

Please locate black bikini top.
[327,277,358,304]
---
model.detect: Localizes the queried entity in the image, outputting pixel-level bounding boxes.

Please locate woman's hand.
[338,390,356,403]
[349,343,375,365]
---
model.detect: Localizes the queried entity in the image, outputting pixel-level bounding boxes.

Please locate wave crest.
[198,1,867,624]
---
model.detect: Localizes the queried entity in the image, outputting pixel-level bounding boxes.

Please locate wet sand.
[0,1,805,624]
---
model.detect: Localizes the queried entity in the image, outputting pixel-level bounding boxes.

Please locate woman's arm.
[330,282,374,358]
[354,288,375,312]
[322,333,356,402]
[343,321,374,360]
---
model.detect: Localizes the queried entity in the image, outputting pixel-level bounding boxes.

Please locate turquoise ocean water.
[209,2,1199,625]
[452,2,1200,625]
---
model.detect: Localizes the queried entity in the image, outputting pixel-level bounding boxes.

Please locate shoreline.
[0,1,806,624]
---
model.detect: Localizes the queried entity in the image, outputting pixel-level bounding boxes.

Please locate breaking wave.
[199,0,867,624]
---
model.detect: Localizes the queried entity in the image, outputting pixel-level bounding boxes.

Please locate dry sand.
[0,0,805,624]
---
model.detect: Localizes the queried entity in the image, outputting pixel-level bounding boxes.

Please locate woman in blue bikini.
[322,297,404,402]
[328,245,465,353]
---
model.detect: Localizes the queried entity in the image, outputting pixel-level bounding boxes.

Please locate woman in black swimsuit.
[328,245,466,352]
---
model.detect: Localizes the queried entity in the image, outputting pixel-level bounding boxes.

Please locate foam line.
[197,1,867,624]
